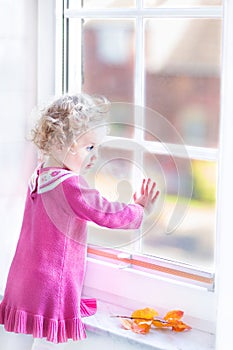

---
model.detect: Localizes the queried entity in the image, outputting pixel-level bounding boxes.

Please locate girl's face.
[68,126,106,174]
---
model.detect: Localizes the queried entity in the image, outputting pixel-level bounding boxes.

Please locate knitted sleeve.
[62,175,144,230]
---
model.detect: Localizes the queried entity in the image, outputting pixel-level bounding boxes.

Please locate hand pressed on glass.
[133,178,160,216]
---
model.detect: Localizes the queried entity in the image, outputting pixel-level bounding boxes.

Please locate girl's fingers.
[145,178,150,196]
[140,178,146,195]
[133,192,137,202]
[152,190,160,203]
[149,181,156,196]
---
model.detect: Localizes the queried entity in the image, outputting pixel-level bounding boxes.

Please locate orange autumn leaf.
[131,320,152,334]
[115,306,191,334]
[170,320,192,332]
[134,319,153,327]
[120,317,152,334]
[152,319,170,328]
[131,307,158,321]
[120,318,133,330]
[164,310,184,321]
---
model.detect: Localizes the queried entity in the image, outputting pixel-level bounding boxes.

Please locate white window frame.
[62,1,220,265]
[38,1,233,346]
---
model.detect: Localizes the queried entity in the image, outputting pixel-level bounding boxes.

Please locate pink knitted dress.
[0,165,143,343]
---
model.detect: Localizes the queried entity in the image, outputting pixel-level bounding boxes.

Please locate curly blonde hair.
[31,93,110,154]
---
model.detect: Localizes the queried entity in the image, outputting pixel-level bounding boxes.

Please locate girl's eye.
[86,145,94,152]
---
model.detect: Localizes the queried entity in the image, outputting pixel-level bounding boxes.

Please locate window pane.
[142,153,216,270]
[144,0,222,7]
[69,0,135,9]
[79,0,135,8]
[85,147,137,249]
[108,103,135,138]
[144,18,222,147]
[82,19,135,103]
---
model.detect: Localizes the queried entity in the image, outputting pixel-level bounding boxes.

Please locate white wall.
[0,0,38,141]
[0,0,38,294]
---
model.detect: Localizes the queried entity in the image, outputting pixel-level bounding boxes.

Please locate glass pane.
[82,19,135,103]
[69,0,135,9]
[108,103,135,138]
[142,153,216,270]
[144,0,222,7]
[80,0,135,8]
[85,147,138,249]
[144,18,222,147]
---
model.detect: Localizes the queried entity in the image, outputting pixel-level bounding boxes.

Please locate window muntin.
[68,0,222,9]
[62,1,222,275]
[144,0,222,7]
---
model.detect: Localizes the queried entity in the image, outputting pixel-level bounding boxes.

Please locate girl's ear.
[69,141,78,155]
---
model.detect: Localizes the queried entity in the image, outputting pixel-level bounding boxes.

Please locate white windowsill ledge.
[83,300,215,350]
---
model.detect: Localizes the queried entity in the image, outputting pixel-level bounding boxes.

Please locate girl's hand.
[133,178,160,216]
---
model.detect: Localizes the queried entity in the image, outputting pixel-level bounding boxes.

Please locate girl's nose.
[90,151,98,162]
[90,145,101,162]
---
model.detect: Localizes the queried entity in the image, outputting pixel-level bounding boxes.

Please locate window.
[55,0,225,332]
[60,0,221,270]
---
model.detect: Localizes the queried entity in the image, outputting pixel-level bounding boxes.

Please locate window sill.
[83,299,215,350]
[83,257,216,334]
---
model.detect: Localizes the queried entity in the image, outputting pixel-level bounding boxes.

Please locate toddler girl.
[0,93,159,349]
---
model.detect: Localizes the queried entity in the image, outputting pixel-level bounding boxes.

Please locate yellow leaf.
[131,307,158,321]
[152,319,170,328]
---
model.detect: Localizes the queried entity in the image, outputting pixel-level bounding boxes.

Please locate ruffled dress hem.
[0,298,97,343]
